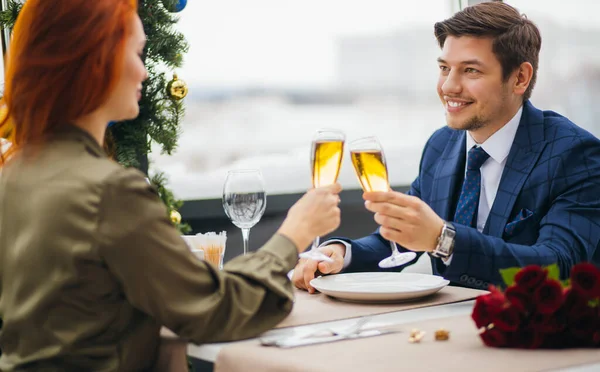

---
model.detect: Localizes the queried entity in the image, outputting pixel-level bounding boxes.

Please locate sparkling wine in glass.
[298,129,345,263]
[222,169,267,255]
[349,136,416,268]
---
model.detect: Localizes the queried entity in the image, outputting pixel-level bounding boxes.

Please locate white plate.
[310,272,449,303]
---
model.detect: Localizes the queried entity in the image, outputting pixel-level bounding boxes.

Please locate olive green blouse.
[0,126,297,371]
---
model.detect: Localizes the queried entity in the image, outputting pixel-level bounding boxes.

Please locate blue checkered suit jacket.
[339,101,600,289]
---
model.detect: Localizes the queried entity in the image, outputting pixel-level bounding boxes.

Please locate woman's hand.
[277,183,342,252]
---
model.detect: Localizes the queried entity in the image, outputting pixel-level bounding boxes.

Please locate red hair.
[0,0,138,166]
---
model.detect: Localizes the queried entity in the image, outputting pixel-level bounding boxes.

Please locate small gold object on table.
[434,328,450,341]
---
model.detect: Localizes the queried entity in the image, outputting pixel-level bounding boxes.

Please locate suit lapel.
[431,130,466,221]
[484,101,547,237]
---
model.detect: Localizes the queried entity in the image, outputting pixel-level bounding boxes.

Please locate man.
[294,1,600,293]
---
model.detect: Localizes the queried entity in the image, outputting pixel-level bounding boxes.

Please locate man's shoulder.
[532,107,600,178]
[540,109,599,146]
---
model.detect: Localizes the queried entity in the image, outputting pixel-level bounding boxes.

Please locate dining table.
[175,280,600,372]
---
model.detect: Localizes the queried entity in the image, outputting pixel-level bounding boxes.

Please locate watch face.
[436,244,450,256]
[435,224,455,257]
[431,223,455,258]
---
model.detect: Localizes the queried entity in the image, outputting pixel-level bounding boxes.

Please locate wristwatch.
[430,221,455,259]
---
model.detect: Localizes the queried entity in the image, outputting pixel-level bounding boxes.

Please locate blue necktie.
[453,146,490,227]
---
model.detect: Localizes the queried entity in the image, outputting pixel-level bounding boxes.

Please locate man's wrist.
[329,243,346,257]
[429,219,446,253]
[320,240,351,270]
[430,221,455,258]
[319,242,346,259]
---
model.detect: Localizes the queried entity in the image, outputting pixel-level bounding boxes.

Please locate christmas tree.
[0,0,191,233]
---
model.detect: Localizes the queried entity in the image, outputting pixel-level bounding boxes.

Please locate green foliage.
[546,263,560,281]
[113,0,189,168]
[500,263,563,288]
[499,267,521,287]
[151,172,192,234]
[0,0,22,30]
[0,0,191,233]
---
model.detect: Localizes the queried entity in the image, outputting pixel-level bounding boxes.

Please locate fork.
[260,317,371,347]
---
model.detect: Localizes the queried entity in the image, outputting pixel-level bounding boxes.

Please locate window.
[151,0,455,200]
[505,0,600,137]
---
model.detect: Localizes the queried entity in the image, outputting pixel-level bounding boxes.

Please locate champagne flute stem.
[390,241,400,255]
[241,228,251,255]
[312,236,321,250]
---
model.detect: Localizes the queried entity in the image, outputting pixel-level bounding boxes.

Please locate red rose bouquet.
[472,263,600,348]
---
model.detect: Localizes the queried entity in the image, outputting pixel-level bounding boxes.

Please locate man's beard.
[446,111,488,131]
[461,115,487,131]
[449,88,510,132]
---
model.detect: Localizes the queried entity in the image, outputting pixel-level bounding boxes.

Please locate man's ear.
[512,62,533,96]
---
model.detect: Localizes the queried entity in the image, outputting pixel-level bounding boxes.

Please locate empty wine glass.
[222,169,267,255]
[298,129,345,263]
[349,136,416,268]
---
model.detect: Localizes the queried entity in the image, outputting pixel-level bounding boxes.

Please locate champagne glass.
[349,136,417,268]
[298,129,345,263]
[222,169,267,255]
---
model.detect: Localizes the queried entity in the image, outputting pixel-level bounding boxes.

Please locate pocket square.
[504,208,535,236]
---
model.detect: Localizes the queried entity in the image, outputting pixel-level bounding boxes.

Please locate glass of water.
[222,169,267,255]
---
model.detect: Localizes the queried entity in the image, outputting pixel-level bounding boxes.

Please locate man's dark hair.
[434,1,541,101]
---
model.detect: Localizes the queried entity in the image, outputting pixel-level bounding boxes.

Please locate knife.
[272,329,399,348]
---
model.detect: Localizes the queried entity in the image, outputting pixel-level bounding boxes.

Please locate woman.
[0,0,341,370]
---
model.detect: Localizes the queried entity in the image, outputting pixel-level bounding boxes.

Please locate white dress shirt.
[326,106,523,269]
[466,107,523,233]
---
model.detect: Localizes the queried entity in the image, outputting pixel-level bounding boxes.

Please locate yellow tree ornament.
[166,73,188,100]
[170,210,182,224]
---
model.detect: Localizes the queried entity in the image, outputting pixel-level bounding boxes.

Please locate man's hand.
[363,191,444,252]
[292,244,345,293]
